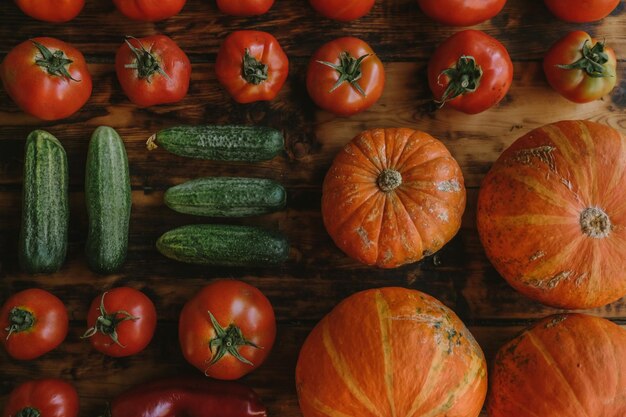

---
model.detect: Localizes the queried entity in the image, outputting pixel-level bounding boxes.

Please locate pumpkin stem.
[377,169,402,193]
[580,207,611,238]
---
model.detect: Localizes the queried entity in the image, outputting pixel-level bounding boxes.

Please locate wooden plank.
[1,189,625,323]
[0,322,622,416]
[1,0,626,415]
[0,62,624,190]
[0,0,624,60]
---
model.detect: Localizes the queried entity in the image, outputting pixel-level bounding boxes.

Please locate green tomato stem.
[242,49,269,85]
[32,41,78,82]
[80,292,139,348]
[436,55,483,108]
[205,310,261,370]
[317,52,372,96]
[5,307,35,339]
[557,39,612,78]
[123,36,170,82]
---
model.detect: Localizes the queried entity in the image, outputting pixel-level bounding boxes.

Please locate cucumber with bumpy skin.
[146,125,284,162]
[164,177,287,217]
[85,126,131,274]
[156,224,290,267]
[20,130,69,273]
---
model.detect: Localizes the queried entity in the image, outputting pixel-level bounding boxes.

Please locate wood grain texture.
[0,0,625,416]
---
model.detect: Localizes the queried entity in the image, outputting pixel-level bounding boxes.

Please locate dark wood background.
[1,0,625,415]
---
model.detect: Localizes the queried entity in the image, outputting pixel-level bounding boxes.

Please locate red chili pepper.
[106,378,267,417]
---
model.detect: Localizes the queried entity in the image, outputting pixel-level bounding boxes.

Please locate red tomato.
[417,0,506,26]
[0,37,92,121]
[428,30,513,114]
[309,0,375,21]
[115,35,191,107]
[179,280,276,380]
[0,289,68,361]
[217,0,274,16]
[113,0,186,21]
[14,0,84,23]
[215,31,289,104]
[82,287,157,358]
[544,0,619,22]
[2,379,78,417]
[543,31,617,103]
[307,37,385,116]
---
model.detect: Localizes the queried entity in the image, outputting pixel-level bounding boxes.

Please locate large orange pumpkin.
[322,128,466,268]
[489,313,626,417]
[296,287,487,417]
[477,120,626,309]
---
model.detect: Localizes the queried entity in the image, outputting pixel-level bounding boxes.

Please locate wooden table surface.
[0,0,625,415]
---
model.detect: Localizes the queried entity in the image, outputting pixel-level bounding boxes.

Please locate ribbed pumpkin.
[322,128,466,268]
[296,287,487,417]
[477,120,626,309]
[489,313,626,417]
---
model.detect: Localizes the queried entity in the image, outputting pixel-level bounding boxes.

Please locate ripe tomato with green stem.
[115,35,191,107]
[309,0,375,21]
[179,280,276,380]
[113,0,186,21]
[15,0,84,23]
[215,31,289,103]
[417,0,506,26]
[544,0,620,22]
[0,37,92,120]
[0,288,68,360]
[543,31,617,103]
[81,287,157,358]
[307,37,385,116]
[2,379,78,417]
[428,29,513,114]
[217,0,274,16]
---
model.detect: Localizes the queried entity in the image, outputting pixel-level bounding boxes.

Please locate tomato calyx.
[437,55,483,107]
[81,292,139,347]
[15,407,41,417]
[123,36,170,82]
[242,48,269,85]
[317,52,372,96]
[5,307,35,339]
[206,310,260,368]
[557,40,612,78]
[32,41,79,82]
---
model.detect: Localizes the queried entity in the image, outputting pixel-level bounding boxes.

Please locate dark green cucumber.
[19,130,69,273]
[147,125,284,162]
[156,224,289,267]
[164,177,287,217]
[85,126,131,274]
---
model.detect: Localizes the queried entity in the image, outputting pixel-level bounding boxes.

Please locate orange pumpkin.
[296,287,487,417]
[322,128,466,268]
[489,313,626,417]
[477,120,626,309]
